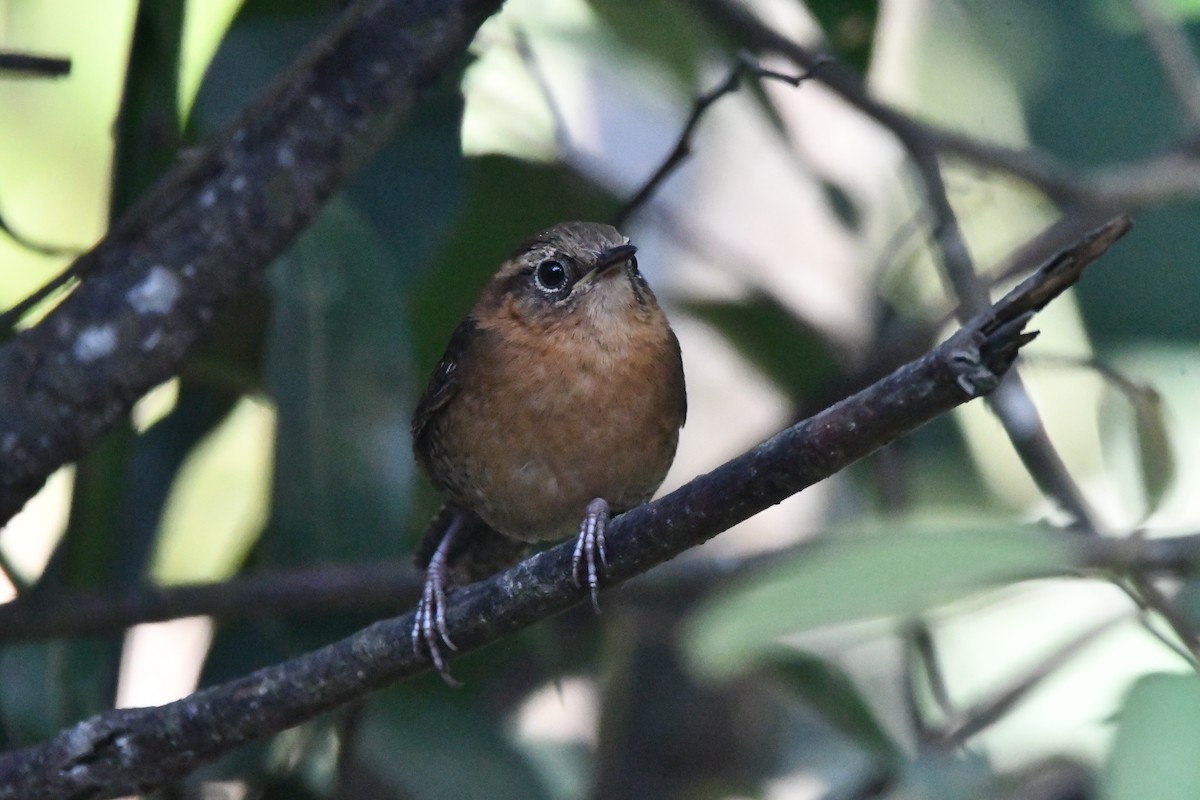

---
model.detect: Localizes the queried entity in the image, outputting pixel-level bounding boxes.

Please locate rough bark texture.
[0,0,505,525]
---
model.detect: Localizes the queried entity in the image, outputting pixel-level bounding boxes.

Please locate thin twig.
[904,621,954,746]
[927,613,1126,748]
[1131,0,1200,132]
[512,28,574,156]
[691,0,1200,660]
[691,0,1200,215]
[0,208,81,261]
[1028,353,1160,408]
[912,622,954,718]
[612,51,826,228]
[0,52,71,78]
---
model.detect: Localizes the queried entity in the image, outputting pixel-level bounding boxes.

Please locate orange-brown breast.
[425,294,684,542]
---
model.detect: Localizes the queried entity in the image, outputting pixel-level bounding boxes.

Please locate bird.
[410,221,687,681]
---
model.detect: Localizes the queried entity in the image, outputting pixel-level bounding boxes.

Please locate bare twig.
[1131,0,1200,132]
[512,28,574,155]
[687,1,1102,521]
[0,52,71,78]
[926,614,1125,748]
[612,52,825,228]
[0,216,1127,800]
[912,623,954,714]
[904,621,953,745]
[691,0,1200,214]
[0,209,81,263]
[691,0,1200,659]
[1028,353,1160,409]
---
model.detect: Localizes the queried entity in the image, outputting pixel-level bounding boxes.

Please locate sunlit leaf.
[152,396,276,583]
[1104,673,1200,800]
[684,522,1070,679]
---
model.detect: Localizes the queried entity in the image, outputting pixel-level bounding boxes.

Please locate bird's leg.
[413,511,464,686]
[572,497,610,613]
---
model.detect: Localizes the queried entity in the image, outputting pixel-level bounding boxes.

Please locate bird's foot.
[412,518,462,686]
[572,497,610,613]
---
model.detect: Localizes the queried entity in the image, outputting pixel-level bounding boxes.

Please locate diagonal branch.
[0,216,1130,800]
[1131,0,1200,133]
[694,0,1102,527]
[0,0,506,526]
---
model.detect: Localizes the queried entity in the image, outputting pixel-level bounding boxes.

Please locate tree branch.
[611,52,824,228]
[1131,0,1200,133]
[0,0,505,526]
[693,0,1200,214]
[0,562,424,641]
[0,216,1129,800]
[694,0,1105,526]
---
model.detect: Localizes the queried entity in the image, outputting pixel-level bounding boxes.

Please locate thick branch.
[0,217,1129,800]
[0,0,504,526]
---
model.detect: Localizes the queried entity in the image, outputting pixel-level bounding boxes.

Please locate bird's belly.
[436,349,681,541]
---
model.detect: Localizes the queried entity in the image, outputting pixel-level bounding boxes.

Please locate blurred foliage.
[683,293,841,407]
[1,0,1200,798]
[1104,673,1200,799]
[806,0,879,73]
[684,523,1071,680]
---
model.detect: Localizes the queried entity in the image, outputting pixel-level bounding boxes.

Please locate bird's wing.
[411,317,479,456]
[669,327,687,425]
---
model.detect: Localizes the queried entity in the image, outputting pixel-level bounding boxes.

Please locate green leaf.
[262,197,416,565]
[1129,383,1176,515]
[110,0,186,217]
[819,177,863,232]
[586,0,715,88]
[1104,673,1200,800]
[766,650,901,761]
[684,522,1070,680]
[805,0,879,73]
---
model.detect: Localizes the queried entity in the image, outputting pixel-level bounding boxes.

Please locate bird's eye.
[533,260,569,293]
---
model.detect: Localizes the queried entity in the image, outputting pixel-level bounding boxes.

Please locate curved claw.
[411,514,463,686]
[572,498,610,613]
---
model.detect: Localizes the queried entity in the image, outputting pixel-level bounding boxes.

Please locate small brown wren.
[411,221,686,679]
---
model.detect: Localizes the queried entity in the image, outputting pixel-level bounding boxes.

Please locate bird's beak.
[585,243,637,282]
